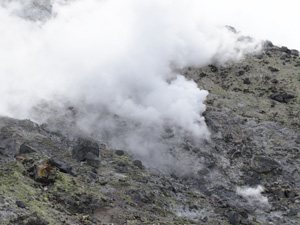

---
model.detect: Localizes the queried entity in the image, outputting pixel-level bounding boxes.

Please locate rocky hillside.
[1,43,300,225]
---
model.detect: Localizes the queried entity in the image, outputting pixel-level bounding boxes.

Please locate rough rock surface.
[1,46,300,225]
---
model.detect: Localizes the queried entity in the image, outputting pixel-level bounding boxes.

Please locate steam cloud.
[236,185,269,207]
[0,0,262,171]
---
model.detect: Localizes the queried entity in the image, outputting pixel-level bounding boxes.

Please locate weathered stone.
[72,138,99,161]
[235,70,245,76]
[228,211,240,225]
[19,143,36,154]
[270,92,295,103]
[281,46,291,54]
[243,78,251,84]
[23,216,49,225]
[209,65,218,73]
[268,66,279,72]
[199,72,207,78]
[286,208,298,216]
[115,150,124,156]
[133,160,143,169]
[295,135,300,144]
[291,49,299,56]
[89,171,98,179]
[255,54,263,59]
[263,40,274,49]
[252,156,280,173]
[85,152,100,168]
[48,158,73,174]
[32,163,57,183]
[16,200,26,208]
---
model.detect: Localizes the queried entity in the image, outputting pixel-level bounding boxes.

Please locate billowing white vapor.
[0,0,261,170]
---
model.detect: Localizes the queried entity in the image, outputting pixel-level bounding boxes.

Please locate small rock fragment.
[270,92,295,103]
[133,160,143,169]
[268,67,279,72]
[209,65,218,73]
[16,200,26,208]
[235,70,245,76]
[115,150,124,156]
[243,78,251,84]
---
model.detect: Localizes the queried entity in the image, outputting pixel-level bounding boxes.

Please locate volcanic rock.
[252,156,280,173]
[19,143,36,154]
[85,152,100,168]
[48,158,73,174]
[72,138,99,161]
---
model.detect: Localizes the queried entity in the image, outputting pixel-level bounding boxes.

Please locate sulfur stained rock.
[32,163,57,183]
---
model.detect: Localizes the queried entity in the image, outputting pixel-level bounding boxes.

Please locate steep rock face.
[0,45,300,225]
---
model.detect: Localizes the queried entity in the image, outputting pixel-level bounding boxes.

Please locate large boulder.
[252,156,281,173]
[32,163,57,184]
[72,138,99,161]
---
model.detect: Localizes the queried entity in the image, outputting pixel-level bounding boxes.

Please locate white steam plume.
[0,0,262,170]
[236,185,269,207]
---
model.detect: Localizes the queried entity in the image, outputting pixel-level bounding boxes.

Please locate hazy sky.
[205,0,300,50]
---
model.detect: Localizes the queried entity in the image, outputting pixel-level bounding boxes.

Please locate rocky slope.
[1,44,300,225]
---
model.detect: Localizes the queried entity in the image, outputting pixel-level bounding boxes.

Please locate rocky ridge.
[0,43,300,225]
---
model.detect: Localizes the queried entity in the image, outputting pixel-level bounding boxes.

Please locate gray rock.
[291,49,299,56]
[286,208,298,216]
[115,150,124,156]
[295,135,300,144]
[19,143,36,154]
[22,216,49,225]
[243,78,251,85]
[48,158,73,174]
[263,40,274,49]
[268,66,279,72]
[133,160,143,169]
[255,54,263,59]
[228,211,240,225]
[252,156,280,173]
[72,139,99,161]
[209,65,218,73]
[270,92,295,103]
[16,200,26,208]
[281,46,291,54]
[235,70,245,76]
[85,152,100,168]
